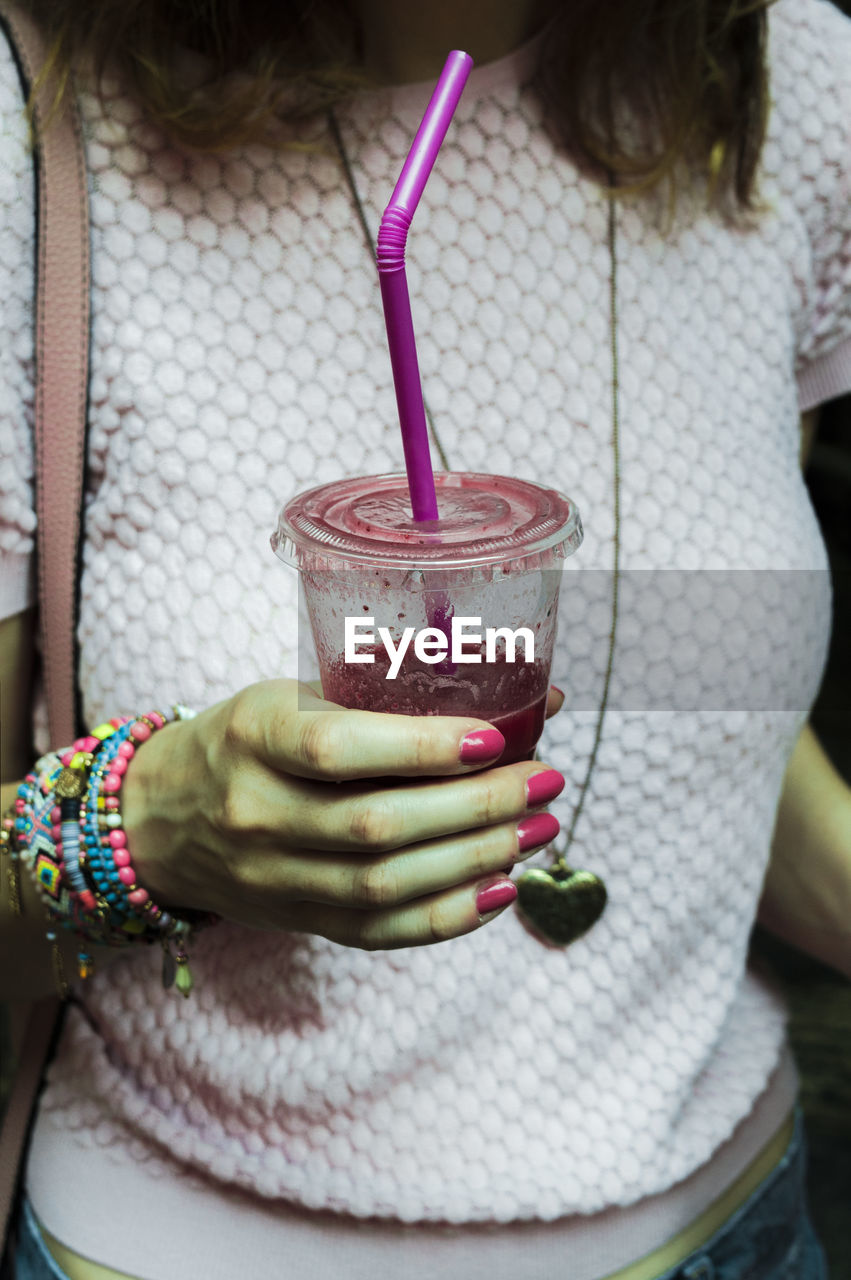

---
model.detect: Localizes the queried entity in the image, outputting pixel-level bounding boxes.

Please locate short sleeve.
[0,16,37,620]
[769,0,851,411]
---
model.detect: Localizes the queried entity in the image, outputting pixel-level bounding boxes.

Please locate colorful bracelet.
[11,706,219,999]
[80,718,149,924]
[1,809,22,916]
[10,755,92,997]
[78,713,217,994]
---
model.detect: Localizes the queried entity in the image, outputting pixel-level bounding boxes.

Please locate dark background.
[2,2,851,1273]
[751,15,851,1274]
[748,381,851,1279]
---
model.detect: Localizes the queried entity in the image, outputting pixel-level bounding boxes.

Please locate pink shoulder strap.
[0,0,89,1254]
[1,0,91,748]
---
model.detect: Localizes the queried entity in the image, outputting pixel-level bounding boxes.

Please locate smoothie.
[321,646,551,765]
[272,472,582,763]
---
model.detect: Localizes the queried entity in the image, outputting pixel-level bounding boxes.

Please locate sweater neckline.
[165,30,542,131]
[361,32,541,114]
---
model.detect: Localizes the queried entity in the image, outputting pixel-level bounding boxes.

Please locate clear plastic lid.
[272,472,583,572]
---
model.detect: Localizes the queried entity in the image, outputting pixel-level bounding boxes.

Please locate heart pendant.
[515,865,607,947]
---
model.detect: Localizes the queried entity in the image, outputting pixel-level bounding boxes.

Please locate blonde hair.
[20,0,771,212]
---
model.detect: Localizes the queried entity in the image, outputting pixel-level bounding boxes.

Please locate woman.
[1,0,850,1277]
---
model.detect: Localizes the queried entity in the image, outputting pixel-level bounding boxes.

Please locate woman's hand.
[121,680,565,950]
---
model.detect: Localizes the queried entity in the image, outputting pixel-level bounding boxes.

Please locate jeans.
[8,1105,828,1280]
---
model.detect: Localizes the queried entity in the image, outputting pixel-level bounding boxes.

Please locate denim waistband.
[12,1105,827,1280]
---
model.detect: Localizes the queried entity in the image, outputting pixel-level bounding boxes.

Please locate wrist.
[122,717,195,912]
[8,709,217,1000]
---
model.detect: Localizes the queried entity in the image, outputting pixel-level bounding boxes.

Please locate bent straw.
[377,50,473,522]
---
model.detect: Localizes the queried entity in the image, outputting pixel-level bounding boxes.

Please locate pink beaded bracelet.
[77,712,219,993]
[11,707,220,998]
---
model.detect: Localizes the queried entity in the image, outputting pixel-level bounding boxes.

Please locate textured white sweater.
[2,0,850,1276]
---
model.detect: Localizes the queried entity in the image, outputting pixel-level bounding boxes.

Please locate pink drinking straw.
[377,50,474,522]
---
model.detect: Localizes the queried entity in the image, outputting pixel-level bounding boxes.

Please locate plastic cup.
[271,472,583,765]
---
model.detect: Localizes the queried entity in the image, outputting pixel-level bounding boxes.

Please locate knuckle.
[352,856,399,908]
[338,904,387,951]
[469,773,503,827]
[425,898,457,944]
[229,855,268,897]
[211,785,247,838]
[210,773,261,841]
[347,796,402,851]
[222,689,255,754]
[474,831,506,875]
[298,716,341,776]
[409,721,433,770]
[355,920,385,952]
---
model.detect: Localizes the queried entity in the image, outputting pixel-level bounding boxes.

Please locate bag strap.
[1,0,91,748]
[0,0,90,1255]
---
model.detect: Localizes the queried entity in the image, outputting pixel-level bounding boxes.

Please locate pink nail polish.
[525,769,565,807]
[516,811,560,853]
[476,878,518,916]
[459,728,505,763]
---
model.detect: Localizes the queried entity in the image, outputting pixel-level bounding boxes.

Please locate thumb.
[545,684,565,719]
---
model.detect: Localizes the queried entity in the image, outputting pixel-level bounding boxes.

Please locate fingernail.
[516,811,560,855]
[459,728,505,763]
[475,877,517,917]
[551,684,565,698]
[525,768,565,807]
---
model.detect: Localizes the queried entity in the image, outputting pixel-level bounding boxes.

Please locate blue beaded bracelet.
[14,707,217,997]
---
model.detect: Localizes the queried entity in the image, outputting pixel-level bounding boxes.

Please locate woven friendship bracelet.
[6,706,219,998]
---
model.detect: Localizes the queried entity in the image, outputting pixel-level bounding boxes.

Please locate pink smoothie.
[272,471,582,761]
[321,645,550,765]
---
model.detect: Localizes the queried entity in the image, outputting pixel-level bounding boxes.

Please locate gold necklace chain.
[328,109,620,929]
[553,179,621,872]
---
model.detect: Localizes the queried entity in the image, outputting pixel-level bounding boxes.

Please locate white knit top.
[2,0,850,1276]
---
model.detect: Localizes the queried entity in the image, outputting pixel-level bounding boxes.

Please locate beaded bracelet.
[21,755,97,932]
[78,713,217,994]
[83,717,167,923]
[17,725,212,995]
[10,706,218,998]
[55,718,132,914]
[1,810,22,916]
[11,754,104,997]
[23,743,160,945]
